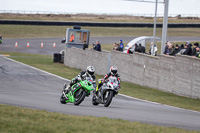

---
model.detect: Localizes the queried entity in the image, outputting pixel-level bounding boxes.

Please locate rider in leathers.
[95,66,121,94]
[64,66,96,94]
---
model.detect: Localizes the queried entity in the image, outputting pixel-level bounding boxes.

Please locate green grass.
[0,25,200,39]
[0,51,199,112]
[1,104,199,133]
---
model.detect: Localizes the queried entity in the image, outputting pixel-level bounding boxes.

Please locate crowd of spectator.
[127,43,156,55]
[93,39,200,59]
[164,41,200,58]
[127,43,146,54]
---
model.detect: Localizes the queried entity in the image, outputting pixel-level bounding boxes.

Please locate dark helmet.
[86,66,95,76]
[110,66,118,75]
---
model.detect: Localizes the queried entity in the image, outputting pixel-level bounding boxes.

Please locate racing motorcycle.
[60,77,94,105]
[92,76,120,107]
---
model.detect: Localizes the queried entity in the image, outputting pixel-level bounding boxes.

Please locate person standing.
[183,41,192,56]
[119,40,124,52]
[195,46,200,58]
[138,43,146,53]
[149,42,158,56]
[169,44,176,56]
[94,40,101,52]
[192,42,199,56]
[69,33,74,42]
[164,42,169,55]
[174,44,180,55]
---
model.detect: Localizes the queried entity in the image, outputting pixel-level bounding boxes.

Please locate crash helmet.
[110,66,118,75]
[86,66,95,76]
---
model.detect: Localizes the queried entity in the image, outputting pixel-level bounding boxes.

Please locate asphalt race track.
[1,36,200,55]
[0,56,200,131]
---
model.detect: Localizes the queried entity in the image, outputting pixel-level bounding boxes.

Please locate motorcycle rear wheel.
[104,91,113,107]
[74,89,86,105]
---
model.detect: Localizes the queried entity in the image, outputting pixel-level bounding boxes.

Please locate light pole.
[152,0,158,56]
[161,0,169,54]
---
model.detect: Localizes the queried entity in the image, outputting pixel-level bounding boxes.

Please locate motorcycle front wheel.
[60,94,67,104]
[92,95,99,106]
[74,89,86,105]
[103,91,113,107]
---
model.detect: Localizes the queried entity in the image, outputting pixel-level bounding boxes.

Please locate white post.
[161,0,169,54]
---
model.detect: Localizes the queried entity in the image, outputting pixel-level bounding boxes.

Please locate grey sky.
[1,0,200,16]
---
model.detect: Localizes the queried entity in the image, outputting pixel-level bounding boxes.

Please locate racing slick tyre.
[60,94,67,104]
[92,96,99,106]
[103,91,113,107]
[74,89,86,106]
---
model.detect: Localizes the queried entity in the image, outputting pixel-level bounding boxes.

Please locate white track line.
[5,57,200,114]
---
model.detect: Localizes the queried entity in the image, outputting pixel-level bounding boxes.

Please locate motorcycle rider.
[95,66,121,94]
[64,66,96,94]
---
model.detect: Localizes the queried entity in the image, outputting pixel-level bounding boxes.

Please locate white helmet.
[86,66,95,76]
[110,66,118,75]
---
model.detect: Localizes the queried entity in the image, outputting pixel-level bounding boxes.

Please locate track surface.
[0,56,200,131]
[1,37,200,55]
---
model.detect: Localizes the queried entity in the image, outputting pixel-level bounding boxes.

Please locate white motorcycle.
[92,76,120,107]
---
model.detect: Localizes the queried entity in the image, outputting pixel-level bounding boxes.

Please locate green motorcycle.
[60,77,95,105]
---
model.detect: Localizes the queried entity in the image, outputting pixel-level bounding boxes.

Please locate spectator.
[112,43,120,51]
[119,40,124,51]
[134,44,139,52]
[195,46,200,58]
[178,44,186,54]
[70,33,74,42]
[192,42,199,56]
[149,42,158,56]
[169,44,176,56]
[180,44,184,50]
[164,42,169,55]
[83,41,88,50]
[127,47,133,54]
[138,43,146,53]
[183,42,192,56]
[93,41,101,52]
[174,44,180,55]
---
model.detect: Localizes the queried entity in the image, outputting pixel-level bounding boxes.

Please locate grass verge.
[0,51,199,112]
[0,25,200,39]
[1,104,199,133]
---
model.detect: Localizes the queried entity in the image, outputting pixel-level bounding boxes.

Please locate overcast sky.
[1,0,200,16]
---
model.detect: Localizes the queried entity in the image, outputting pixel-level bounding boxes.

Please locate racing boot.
[64,84,71,94]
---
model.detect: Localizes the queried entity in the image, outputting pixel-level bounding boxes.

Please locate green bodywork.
[65,79,94,103]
